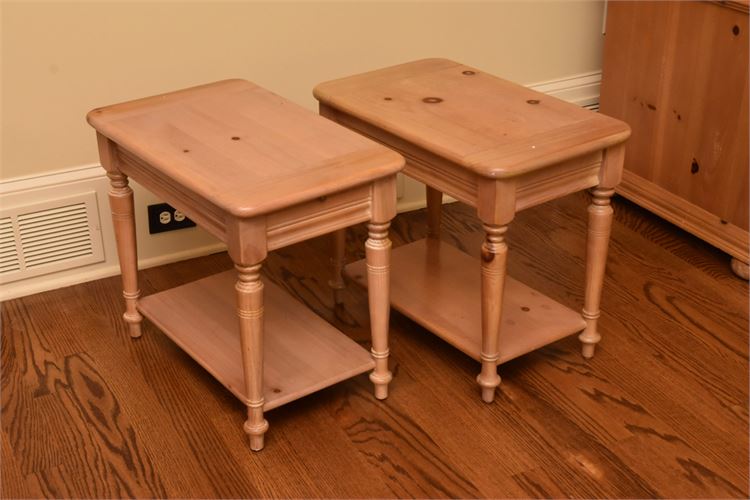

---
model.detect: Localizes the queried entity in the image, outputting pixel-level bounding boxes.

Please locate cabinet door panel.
[600,2,675,183]
[661,2,748,228]
[601,1,749,230]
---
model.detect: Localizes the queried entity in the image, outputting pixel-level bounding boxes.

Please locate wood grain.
[2,193,747,498]
[600,1,749,268]
[314,58,630,178]
[88,79,403,218]
[136,269,374,410]
[345,239,586,364]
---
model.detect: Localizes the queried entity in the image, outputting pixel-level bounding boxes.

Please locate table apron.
[322,107,604,215]
[117,146,228,240]
[116,144,376,253]
[266,184,372,251]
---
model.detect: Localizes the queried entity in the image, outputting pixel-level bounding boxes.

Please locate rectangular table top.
[314,58,630,179]
[87,79,403,218]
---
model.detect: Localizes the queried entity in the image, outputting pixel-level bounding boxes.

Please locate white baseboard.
[0,165,225,301]
[527,70,602,108]
[1,70,601,300]
[3,242,227,302]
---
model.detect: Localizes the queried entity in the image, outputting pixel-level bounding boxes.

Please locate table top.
[314,58,630,179]
[88,79,403,218]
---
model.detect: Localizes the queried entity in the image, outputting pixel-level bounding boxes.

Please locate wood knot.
[526,99,540,105]
[481,247,495,263]
[733,25,740,36]
[422,97,443,104]
[462,70,476,75]
[383,97,392,101]
[690,159,699,174]
[231,136,240,141]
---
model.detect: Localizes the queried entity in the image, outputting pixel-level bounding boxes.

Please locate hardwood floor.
[2,192,747,498]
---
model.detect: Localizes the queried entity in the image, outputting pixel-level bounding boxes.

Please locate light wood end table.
[314,59,631,403]
[87,79,404,450]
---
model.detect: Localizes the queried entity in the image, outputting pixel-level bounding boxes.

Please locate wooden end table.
[314,59,631,403]
[87,79,404,451]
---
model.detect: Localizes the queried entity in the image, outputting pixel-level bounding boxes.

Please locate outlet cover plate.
[147,203,196,234]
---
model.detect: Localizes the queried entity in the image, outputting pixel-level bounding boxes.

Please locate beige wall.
[1,0,605,179]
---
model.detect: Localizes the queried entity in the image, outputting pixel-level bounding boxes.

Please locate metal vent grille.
[583,102,600,112]
[0,217,21,274]
[0,192,104,284]
[19,203,94,268]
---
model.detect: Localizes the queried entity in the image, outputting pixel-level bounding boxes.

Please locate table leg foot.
[244,409,269,452]
[369,347,392,400]
[580,340,598,359]
[125,314,143,339]
[477,370,501,404]
[371,376,390,400]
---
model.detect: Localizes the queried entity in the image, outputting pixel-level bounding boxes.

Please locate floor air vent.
[0,192,104,284]
[0,218,21,275]
[583,102,600,112]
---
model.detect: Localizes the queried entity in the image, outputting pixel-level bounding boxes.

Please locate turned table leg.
[477,223,509,403]
[426,186,443,239]
[366,221,393,400]
[235,263,269,451]
[329,229,347,305]
[107,172,142,339]
[579,187,615,358]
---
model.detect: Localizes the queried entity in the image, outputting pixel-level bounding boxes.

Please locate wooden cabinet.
[600,1,749,278]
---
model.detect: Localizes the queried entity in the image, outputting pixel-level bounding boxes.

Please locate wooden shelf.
[345,239,586,364]
[138,270,374,411]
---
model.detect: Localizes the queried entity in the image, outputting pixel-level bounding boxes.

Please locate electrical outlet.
[147,203,196,234]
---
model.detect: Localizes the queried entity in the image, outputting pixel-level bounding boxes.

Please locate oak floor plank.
[1,432,32,500]
[2,193,747,499]
[328,377,483,498]
[511,467,570,497]
[438,197,748,489]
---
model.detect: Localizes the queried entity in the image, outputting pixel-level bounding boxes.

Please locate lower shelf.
[138,270,374,411]
[345,239,586,364]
